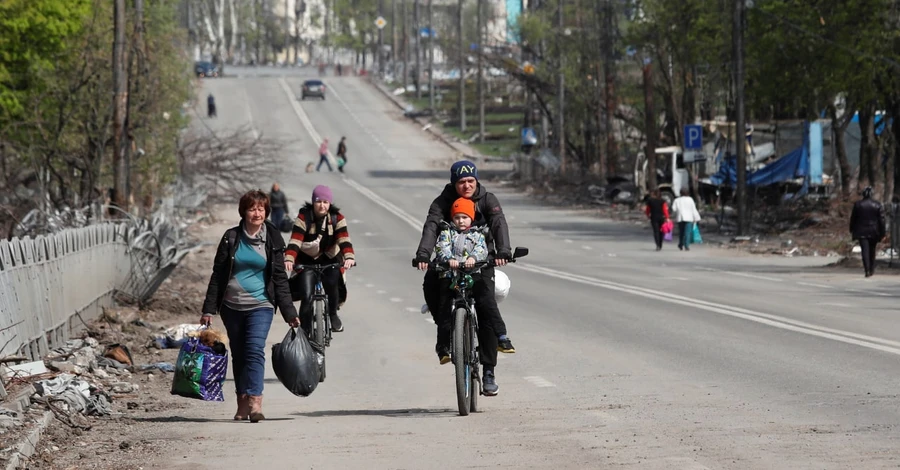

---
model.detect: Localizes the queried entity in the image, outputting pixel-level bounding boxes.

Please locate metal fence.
[0,224,130,362]
[0,183,205,365]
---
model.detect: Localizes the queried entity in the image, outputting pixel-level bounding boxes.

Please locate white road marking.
[280,76,900,359]
[699,267,782,282]
[365,283,375,288]
[518,263,900,357]
[564,239,573,243]
[668,277,690,281]
[424,318,435,324]
[798,282,830,288]
[389,297,403,303]
[405,307,421,313]
[581,245,593,251]
[376,290,387,295]
[363,232,377,236]
[326,81,397,160]
[243,88,259,139]
[818,302,851,307]
[523,376,556,388]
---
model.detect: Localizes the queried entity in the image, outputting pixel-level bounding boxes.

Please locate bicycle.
[414,246,528,416]
[290,261,346,382]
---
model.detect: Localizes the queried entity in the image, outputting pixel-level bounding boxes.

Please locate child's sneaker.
[497,336,515,353]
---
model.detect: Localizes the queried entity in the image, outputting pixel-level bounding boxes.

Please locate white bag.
[494,269,510,303]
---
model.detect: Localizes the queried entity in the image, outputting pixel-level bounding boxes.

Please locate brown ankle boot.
[234,394,249,421]
[248,395,265,423]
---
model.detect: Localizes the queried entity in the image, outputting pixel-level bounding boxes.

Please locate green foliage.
[0,0,91,117]
[0,0,191,214]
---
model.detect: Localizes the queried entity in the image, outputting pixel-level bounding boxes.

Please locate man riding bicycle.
[284,185,356,334]
[415,160,514,396]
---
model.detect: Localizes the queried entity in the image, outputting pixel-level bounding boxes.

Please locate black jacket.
[416,183,511,261]
[201,220,298,322]
[850,197,886,240]
[269,189,288,211]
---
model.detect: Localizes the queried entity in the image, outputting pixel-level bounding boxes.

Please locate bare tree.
[178,126,286,202]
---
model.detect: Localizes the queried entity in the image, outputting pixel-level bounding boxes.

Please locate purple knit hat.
[312,185,333,203]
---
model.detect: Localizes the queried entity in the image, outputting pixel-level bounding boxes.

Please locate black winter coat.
[201,220,298,322]
[850,198,886,240]
[415,183,511,261]
[269,189,288,211]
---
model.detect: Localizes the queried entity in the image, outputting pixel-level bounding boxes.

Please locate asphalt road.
[158,67,900,470]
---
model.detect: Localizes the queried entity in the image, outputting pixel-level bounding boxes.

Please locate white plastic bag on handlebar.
[494,269,510,303]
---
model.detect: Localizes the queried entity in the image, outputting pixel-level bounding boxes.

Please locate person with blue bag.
[200,190,300,423]
[670,188,702,251]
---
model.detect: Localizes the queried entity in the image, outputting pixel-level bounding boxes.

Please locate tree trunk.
[859,102,876,188]
[644,62,657,191]
[829,103,854,200]
[112,0,129,211]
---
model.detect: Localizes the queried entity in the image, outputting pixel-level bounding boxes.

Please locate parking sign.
[684,125,703,150]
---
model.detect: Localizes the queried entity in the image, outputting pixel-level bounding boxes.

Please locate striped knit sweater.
[285,204,355,264]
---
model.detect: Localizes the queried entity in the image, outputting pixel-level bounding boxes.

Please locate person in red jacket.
[644,189,670,251]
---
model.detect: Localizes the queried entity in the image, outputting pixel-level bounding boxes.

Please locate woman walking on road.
[201,190,300,423]
[644,189,670,251]
[670,189,701,251]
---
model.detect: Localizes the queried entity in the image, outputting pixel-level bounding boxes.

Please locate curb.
[3,410,53,470]
[365,78,486,162]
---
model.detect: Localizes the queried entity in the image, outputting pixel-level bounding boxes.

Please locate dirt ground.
[15,206,235,470]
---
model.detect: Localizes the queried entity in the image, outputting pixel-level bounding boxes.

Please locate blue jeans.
[220,305,274,396]
[316,154,332,171]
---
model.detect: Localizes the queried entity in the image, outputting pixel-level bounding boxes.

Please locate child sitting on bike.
[432,198,488,365]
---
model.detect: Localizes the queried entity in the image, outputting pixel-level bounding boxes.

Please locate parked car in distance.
[301,80,326,100]
[195,61,219,78]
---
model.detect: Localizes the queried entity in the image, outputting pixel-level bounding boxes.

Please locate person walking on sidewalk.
[644,190,670,251]
[670,189,701,251]
[316,138,332,172]
[850,186,886,277]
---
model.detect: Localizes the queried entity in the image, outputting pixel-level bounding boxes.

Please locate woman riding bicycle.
[284,185,355,334]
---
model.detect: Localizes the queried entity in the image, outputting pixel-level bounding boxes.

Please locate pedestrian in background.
[850,186,886,277]
[316,138,332,172]
[336,137,348,173]
[201,190,299,423]
[268,183,289,226]
[644,189,670,251]
[671,188,701,251]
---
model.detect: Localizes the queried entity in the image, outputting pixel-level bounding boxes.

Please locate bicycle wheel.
[313,299,327,382]
[469,314,479,413]
[453,307,471,416]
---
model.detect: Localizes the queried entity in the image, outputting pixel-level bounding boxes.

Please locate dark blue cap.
[450,160,478,183]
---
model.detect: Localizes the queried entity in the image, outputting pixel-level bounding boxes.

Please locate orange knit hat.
[451,198,475,220]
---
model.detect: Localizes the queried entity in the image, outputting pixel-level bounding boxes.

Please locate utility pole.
[402,0,408,90]
[378,0,384,75]
[643,58,657,191]
[602,0,617,179]
[414,0,421,97]
[128,0,146,207]
[458,0,466,132]
[112,0,129,211]
[734,0,747,234]
[557,0,565,174]
[392,0,397,66]
[477,0,484,143]
[428,0,435,111]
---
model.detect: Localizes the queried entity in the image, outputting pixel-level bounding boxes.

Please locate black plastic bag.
[271,327,319,397]
[279,215,294,233]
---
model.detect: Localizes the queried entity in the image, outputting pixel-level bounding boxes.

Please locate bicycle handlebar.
[410,257,517,272]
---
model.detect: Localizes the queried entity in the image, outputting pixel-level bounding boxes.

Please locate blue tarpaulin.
[709,122,810,188]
